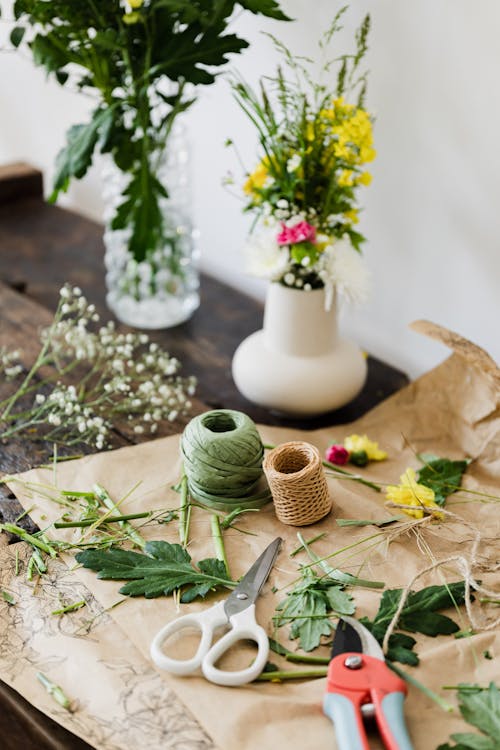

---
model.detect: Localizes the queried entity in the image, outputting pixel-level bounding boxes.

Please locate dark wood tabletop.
[0,163,409,750]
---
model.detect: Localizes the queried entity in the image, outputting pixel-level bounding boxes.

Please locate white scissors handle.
[202,604,269,687]
[150,600,227,675]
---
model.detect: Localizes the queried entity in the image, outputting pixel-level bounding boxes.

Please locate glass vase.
[102,125,200,329]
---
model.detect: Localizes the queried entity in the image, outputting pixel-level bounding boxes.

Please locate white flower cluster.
[0,285,196,450]
[0,347,22,380]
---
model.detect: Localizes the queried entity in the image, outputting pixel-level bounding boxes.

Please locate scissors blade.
[224,537,282,619]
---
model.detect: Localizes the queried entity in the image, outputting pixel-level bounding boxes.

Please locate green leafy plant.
[274,566,355,652]
[10,0,289,264]
[76,540,234,602]
[360,582,467,665]
[437,683,500,750]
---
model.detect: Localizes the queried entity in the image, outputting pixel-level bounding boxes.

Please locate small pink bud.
[326,444,350,465]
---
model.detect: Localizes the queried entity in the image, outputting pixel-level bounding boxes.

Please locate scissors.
[150,537,282,687]
[324,615,414,750]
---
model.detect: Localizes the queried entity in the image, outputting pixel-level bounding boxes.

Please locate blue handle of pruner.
[323,693,368,750]
[377,692,414,750]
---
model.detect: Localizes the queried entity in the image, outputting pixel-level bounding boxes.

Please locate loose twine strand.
[382,502,500,654]
[180,409,272,511]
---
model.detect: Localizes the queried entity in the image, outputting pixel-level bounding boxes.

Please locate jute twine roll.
[263,441,332,526]
[180,409,272,511]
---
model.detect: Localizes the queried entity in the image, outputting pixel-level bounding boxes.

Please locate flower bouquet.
[230,9,375,415]
[10,0,289,327]
[232,8,375,309]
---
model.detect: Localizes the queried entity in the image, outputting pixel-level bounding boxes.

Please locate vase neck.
[263,284,339,356]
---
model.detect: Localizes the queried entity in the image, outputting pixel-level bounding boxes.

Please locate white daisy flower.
[317,235,371,308]
[244,226,290,281]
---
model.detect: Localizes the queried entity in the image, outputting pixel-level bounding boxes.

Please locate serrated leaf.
[459,684,500,742]
[76,541,233,601]
[417,458,469,506]
[50,108,114,199]
[362,581,466,666]
[325,586,355,616]
[437,683,500,750]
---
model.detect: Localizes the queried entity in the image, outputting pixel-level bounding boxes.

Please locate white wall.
[1,0,499,379]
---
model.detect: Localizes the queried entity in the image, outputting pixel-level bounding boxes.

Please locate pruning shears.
[324,615,414,750]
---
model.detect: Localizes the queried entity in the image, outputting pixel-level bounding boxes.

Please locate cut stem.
[93,483,145,548]
[178,474,191,549]
[388,661,454,712]
[211,513,230,578]
[255,667,328,682]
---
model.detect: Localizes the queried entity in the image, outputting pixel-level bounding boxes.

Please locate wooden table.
[0,164,408,750]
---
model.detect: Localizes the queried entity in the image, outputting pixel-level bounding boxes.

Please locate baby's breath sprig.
[0,285,196,449]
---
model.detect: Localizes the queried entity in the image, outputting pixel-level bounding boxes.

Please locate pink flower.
[276,220,316,246]
[325,444,350,465]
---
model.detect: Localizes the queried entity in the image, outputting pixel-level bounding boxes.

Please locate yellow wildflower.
[243,159,270,196]
[343,209,359,224]
[129,0,143,7]
[357,171,372,186]
[344,434,387,461]
[338,169,354,187]
[123,11,141,24]
[386,469,444,520]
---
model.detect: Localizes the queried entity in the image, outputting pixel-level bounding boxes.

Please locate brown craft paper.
[3,323,500,750]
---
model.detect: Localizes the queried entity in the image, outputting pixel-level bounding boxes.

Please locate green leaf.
[451,735,496,750]
[336,516,404,528]
[436,683,500,750]
[274,567,355,652]
[50,108,114,200]
[10,26,25,48]
[361,581,466,665]
[237,0,292,21]
[417,458,469,506]
[401,611,459,636]
[325,586,355,616]
[76,541,234,601]
[459,684,500,742]
[30,33,71,73]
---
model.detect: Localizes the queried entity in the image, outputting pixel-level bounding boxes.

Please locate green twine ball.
[180,409,272,511]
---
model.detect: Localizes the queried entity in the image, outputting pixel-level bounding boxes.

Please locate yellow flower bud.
[123,11,141,24]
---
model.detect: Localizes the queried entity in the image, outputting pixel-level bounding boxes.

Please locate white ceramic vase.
[232,283,367,416]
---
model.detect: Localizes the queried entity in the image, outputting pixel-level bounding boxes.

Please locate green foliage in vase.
[10,0,290,262]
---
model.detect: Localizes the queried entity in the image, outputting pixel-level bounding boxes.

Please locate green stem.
[285,653,329,665]
[52,600,86,616]
[255,667,328,682]
[178,475,191,549]
[36,672,72,711]
[388,661,454,712]
[290,532,326,557]
[54,511,151,529]
[0,523,57,557]
[93,483,145,548]
[211,514,230,578]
